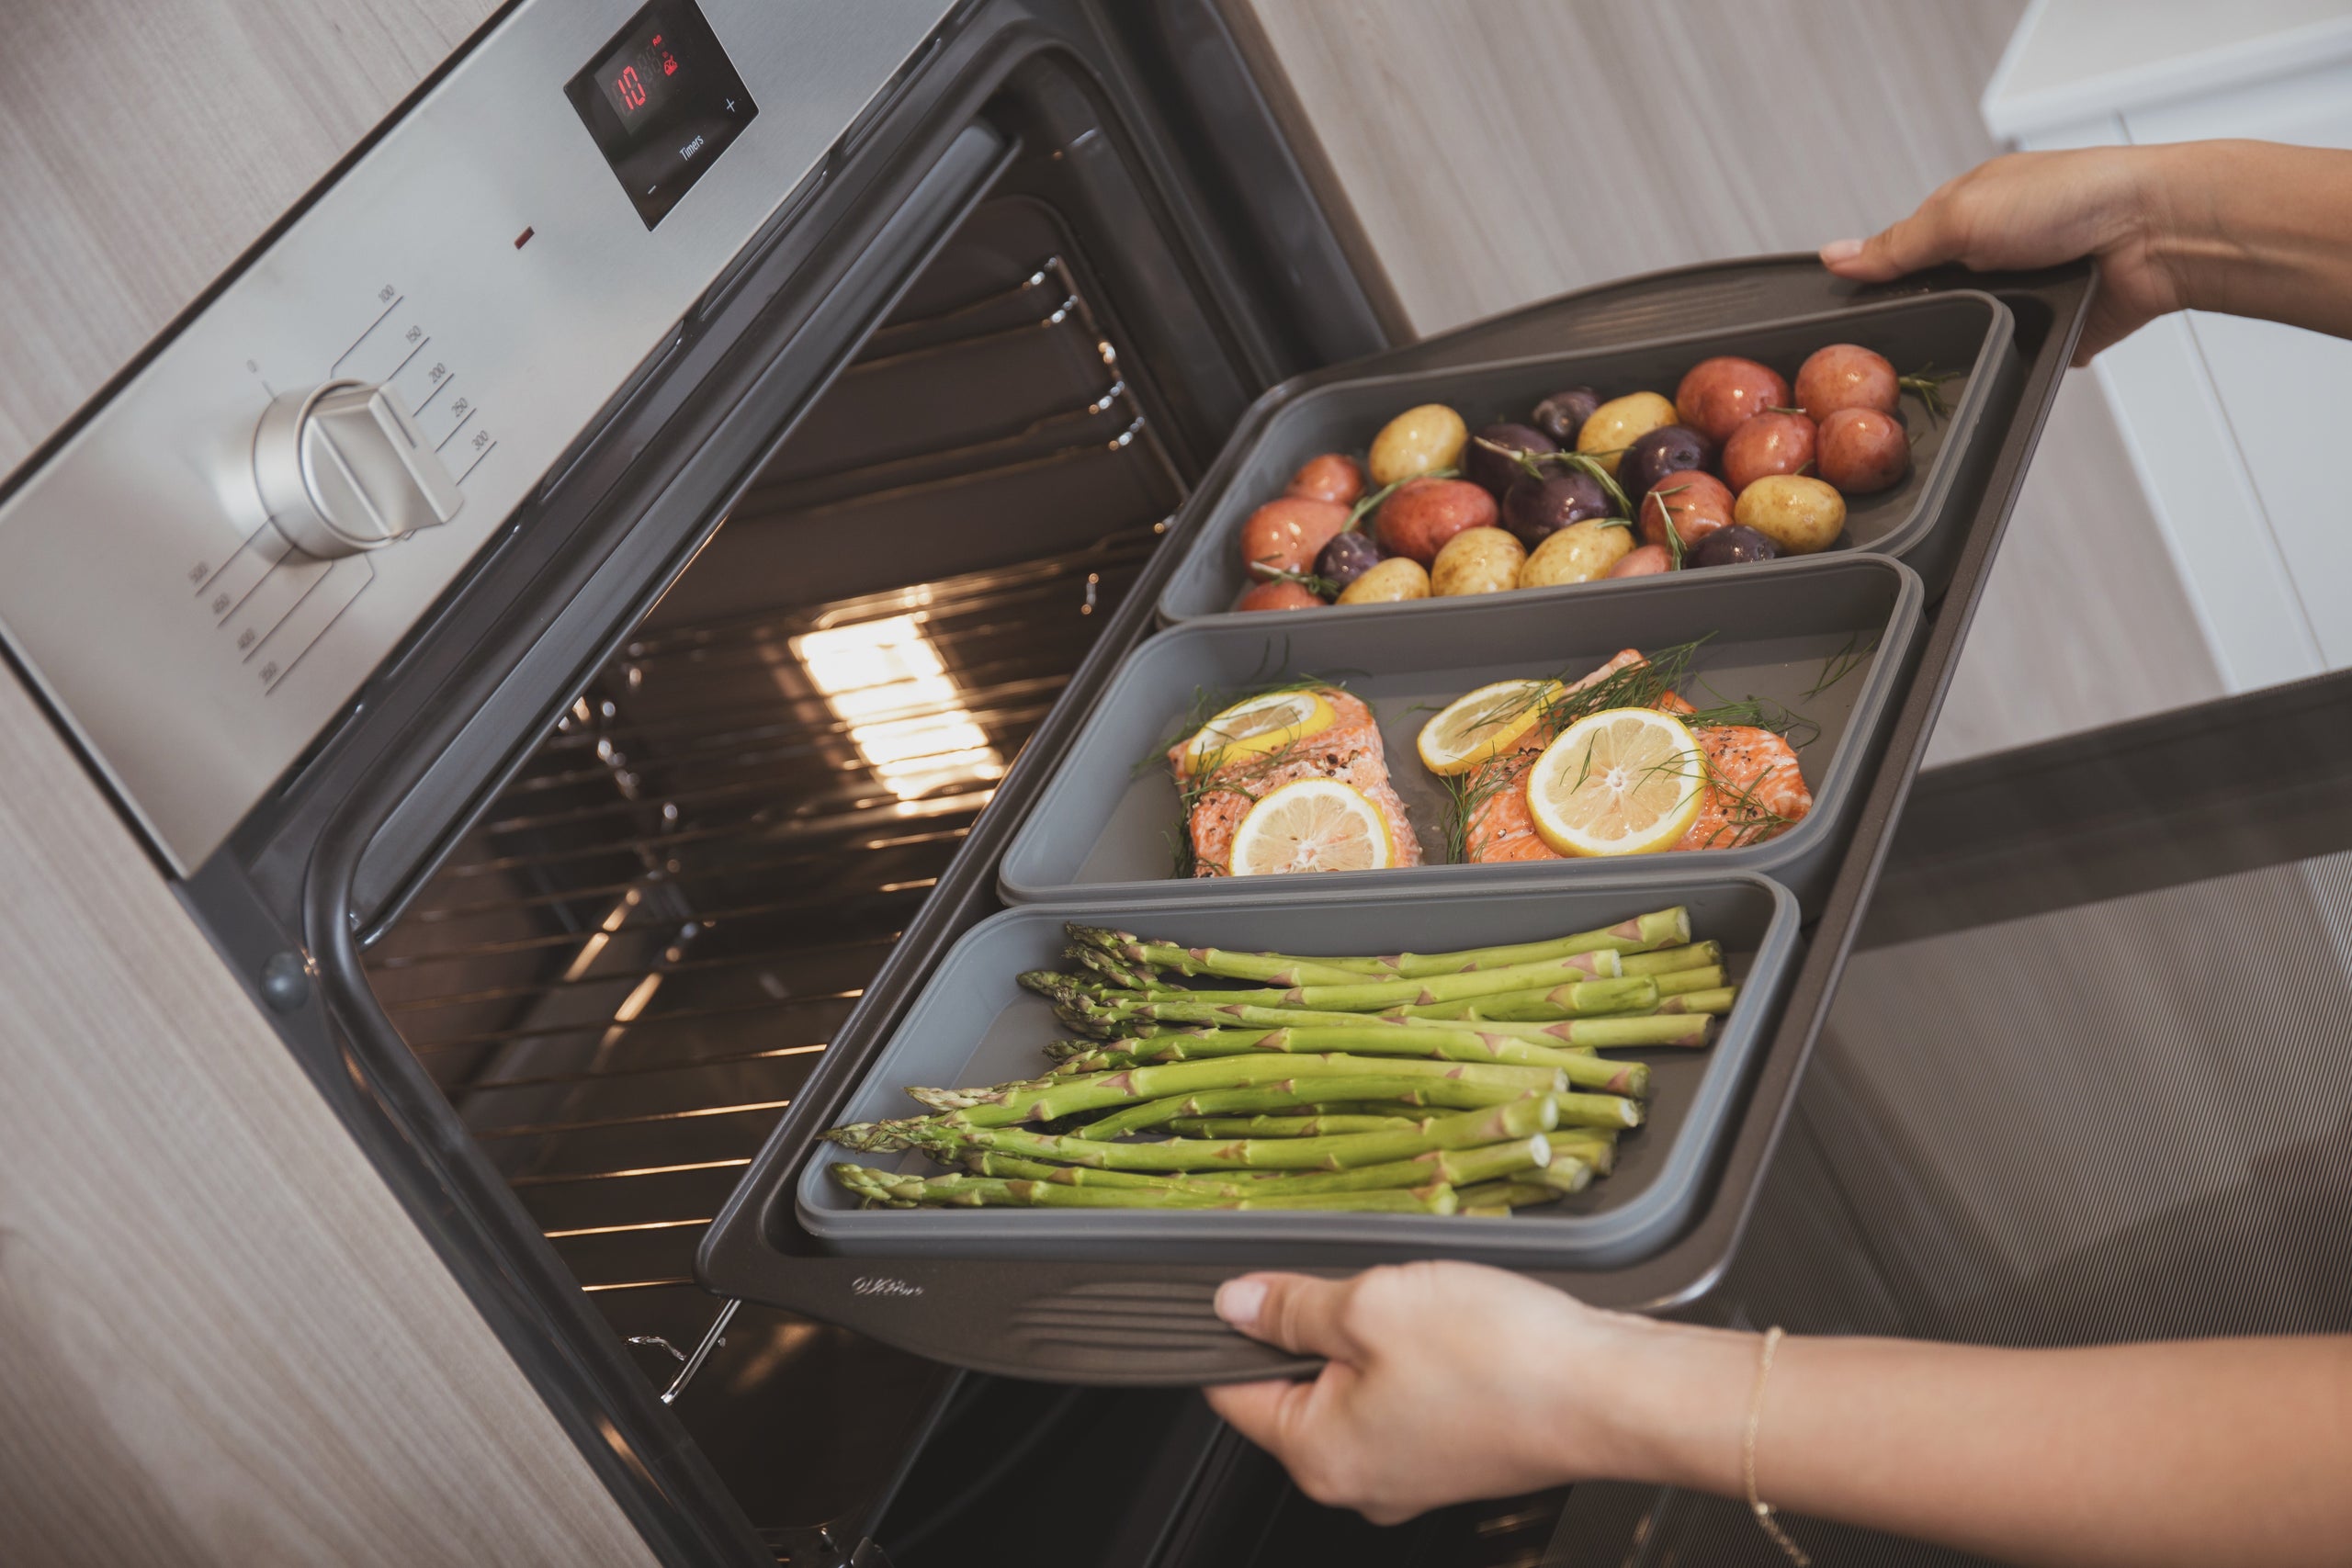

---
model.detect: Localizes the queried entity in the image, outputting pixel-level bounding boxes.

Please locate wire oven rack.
[362,246,1184,1404]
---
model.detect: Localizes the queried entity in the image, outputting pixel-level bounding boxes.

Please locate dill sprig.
[1801,633,1878,700]
[1437,755,1525,864]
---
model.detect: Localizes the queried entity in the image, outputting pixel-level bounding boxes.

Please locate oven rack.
[363,243,1188,1404]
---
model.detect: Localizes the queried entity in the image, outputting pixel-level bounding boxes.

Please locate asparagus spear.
[832,1165,1459,1213]
[1547,1127,1620,1176]
[1066,1074,1533,1138]
[1064,1023,1649,1097]
[971,1136,1548,1196]
[1386,989,1724,1040]
[1224,908,1691,978]
[1655,987,1737,1015]
[1023,964,1659,1018]
[1650,964,1726,998]
[1065,925,1372,987]
[1165,1113,1426,1137]
[1453,1178,1566,1212]
[1617,941,1722,976]
[841,1094,1572,1170]
[1062,981,1656,1032]
[901,1052,1565,1127]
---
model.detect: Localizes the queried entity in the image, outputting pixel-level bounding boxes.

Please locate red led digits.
[616,63,647,112]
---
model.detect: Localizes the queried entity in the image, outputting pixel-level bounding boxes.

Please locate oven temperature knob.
[251,379,463,558]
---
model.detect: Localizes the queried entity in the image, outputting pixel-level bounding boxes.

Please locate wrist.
[1544,1311,1759,1493]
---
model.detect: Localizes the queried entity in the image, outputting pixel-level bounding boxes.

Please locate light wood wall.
[0,0,497,477]
[0,4,654,1562]
[1234,0,2225,761]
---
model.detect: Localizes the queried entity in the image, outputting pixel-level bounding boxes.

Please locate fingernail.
[1819,238,1863,264]
[1216,1278,1267,1327]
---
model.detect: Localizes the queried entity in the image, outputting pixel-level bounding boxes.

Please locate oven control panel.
[0,0,952,874]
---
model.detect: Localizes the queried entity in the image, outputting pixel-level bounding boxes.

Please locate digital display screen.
[565,0,757,230]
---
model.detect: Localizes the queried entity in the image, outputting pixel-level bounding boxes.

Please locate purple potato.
[1501,468,1611,548]
[1618,424,1716,509]
[1463,423,1558,496]
[1689,524,1782,569]
[1531,388,1601,446]
[1315,529,1384,589]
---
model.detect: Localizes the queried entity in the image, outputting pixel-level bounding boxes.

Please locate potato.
[1733,474,1847,555]
[1367,403,1469,485]
[1607,543,1672,577]
[1518,519,1634,587]
[1236,580,1328,612]
[1575,392,1679,475]
[1374,477,1498,565]
[1430,527,1525,596]
[1336,557,1431,604]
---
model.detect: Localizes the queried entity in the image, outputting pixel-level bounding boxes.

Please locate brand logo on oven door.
[852,1275,923,1299]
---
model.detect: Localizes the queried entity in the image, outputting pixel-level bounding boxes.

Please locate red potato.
[1286,453,1366,505]
[1675,356,1790,445]
[1608,544,1673,578]
[1236,580,1327,612]
[1722,411,1817,494]
[1818,407,1910,493]
[1638,470,1735,552]
[1795,344,1898,422]
[1374,477,1498,565]
[1238,497,1349,579]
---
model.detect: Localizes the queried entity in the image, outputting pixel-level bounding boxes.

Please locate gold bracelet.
[1744,1326,1812,1567]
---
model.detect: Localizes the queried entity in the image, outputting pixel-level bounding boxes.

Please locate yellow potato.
[1367,403,1469,485]
[1430,527,1525,596]
[1518,520,1634,587]
[1336,556,1431,604]
[1575,392,1679,476]
[1734,474,1847,554]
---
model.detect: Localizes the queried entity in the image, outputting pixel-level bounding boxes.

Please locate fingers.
[1821,202,1966,283]
[1216,1272,1363,1360]
[1203,1376,1315,1457]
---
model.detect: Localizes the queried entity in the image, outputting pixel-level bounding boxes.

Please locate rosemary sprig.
[1898,364,1965,424]
[1646,482,1691,570]
[1344,467,1458,533]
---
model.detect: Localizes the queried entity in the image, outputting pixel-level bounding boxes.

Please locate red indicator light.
[514,226,535,249]
[662,52,677,75]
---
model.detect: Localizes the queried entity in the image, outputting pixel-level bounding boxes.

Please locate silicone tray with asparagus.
[823,905,1730,1217]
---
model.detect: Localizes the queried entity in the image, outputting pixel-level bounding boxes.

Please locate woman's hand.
[1820,146,2182,365]
[1202,1261,1749,1525]
[1821,141,2352,364]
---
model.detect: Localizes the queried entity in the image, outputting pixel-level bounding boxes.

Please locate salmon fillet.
[1459,655,1810,862]
[1172,688,1423,876]
[1676,725,1812,851]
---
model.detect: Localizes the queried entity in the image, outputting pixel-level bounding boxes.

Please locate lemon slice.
[1525,708,1706,857]
[1180,689,1337,776]
[1416,678,1559,776]
[1230,778,1396,875]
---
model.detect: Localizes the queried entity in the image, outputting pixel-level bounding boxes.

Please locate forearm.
[1578,1320,2352,1568]
[2143,140,2352,342]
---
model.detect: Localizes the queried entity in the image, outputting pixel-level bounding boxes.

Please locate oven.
[0,1,2117,1563]
[0,2,1390,1561]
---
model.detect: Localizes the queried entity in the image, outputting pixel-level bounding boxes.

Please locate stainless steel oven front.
[0,1,1389,1561]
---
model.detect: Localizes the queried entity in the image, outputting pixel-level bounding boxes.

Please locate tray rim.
[1153,288,2014,628]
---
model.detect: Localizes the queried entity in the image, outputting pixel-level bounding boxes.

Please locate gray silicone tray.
[1155,291,2012,622]
[998,553,1921,911]
[800,874,1798,1269]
